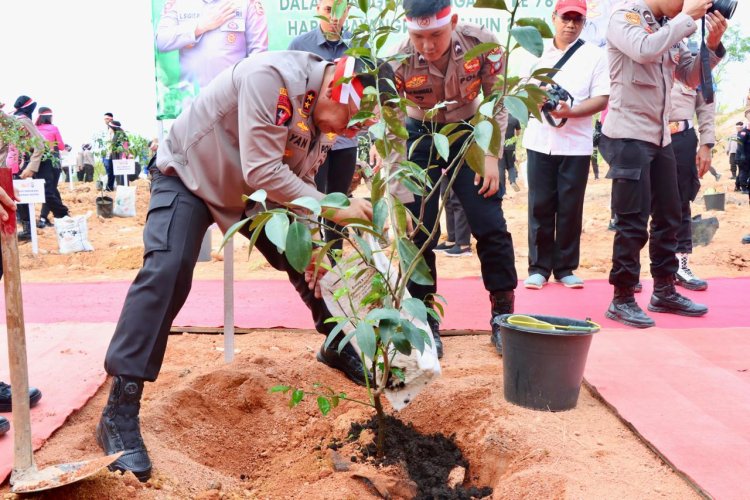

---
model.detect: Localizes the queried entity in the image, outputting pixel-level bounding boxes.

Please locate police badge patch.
[301,90,317,118]
[625,12,641,25]
[464,58,480,73]
[276,88,292,126]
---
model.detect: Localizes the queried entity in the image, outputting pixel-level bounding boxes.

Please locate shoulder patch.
[300,90,317,118]
[625,12,641,25]
[276,88,292,127]
[464,58,480,73]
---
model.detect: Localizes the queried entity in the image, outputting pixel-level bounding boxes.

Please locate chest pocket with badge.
[220,7,245,32]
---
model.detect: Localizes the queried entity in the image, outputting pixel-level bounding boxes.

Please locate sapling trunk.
[373,393,386,459]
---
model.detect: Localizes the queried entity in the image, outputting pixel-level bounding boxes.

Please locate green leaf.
[515,17,554,38]
[402,297,428,323]
[321,192,350,208]
[382,106,408,140]
[285,222,312,273]
[391,332,412,356]
[373,198,388,233]
[317,396,332,416]
[290,389,305,407]
[511,26,544,58]
[391,367,405,382]
[219,217,250,251]
[366,308,401,323]
[463,42,500,62]
[249,189,267,206]
[474,120,493,153]
[397,237,434,286]
[433,133,449,161]
[447,129,470,147]
[289,196,321,217]
[357,0,368,14]
[465,143,486,177]
[268,385,291,393]
[402,320,426,354]
[355,321,377,360]
[473,0,507,10]
[324,319,348,350]
[331,395,341,408]
[352,233,373,263]
[504,96,529,126]
[478,102,494,118]
[265,213,290,252]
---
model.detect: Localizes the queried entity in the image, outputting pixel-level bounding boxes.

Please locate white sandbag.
[113,185,136,217]
[320,235,441,411]
[54,214,94,254]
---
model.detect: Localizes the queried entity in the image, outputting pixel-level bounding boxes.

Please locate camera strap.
[699,17,714,104]
[540,39,584,128]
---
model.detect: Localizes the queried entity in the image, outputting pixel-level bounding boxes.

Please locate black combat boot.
[489,291,515,355]
[17,220,31,242]
[427,314,443,359]
[648,275,708,317]
[606,286,655,328]
[96,376,152,482]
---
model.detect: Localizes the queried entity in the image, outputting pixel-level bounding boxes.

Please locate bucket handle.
[507,314,600,332]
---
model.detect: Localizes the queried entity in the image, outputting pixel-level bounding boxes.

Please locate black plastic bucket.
[703,192,725,211]
[495,314,598,411]
[96,196,114,218]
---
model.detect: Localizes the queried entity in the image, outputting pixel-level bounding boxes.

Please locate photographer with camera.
[599,0,729,328]
[521,0,609,290]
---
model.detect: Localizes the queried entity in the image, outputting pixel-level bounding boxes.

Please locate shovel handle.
[0,167,34,473]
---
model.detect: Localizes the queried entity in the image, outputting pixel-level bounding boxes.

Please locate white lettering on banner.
[13,179,46,204]
[113,159,136,175]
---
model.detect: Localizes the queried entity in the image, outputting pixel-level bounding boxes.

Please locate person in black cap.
[9,96,46,240]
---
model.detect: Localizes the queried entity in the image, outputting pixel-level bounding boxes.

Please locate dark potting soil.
[349,415,493,500]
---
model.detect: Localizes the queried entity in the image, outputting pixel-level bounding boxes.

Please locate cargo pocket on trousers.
[607,166,642,214]
[143,191,178,256]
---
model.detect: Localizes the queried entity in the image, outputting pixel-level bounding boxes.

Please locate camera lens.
[708,0,736,19]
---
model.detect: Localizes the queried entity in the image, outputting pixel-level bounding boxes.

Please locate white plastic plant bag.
[113,185,136,218]
[54,214,94,254]
[320,235,441,411]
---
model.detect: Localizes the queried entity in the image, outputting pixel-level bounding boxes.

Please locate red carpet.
[0,277,747,330]
[1,278,748,495]
[0,323,113,484]
[585,327,750,500]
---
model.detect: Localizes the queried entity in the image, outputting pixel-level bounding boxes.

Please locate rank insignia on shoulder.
[454,42,463,55]
[625,12,641,25]
[464,58,480,74]
[406,75,428,89]
[643,10,654,23]
[300,90,317,118]
[276,87,292,126]
[297,121,310,132]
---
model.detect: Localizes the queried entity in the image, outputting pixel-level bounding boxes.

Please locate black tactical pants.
[526,150,590,280]
[728,152,737,178]
[404,118,517,302]
[738,160,750,192]
[105,166,333,381]
[314,146,357,252]
[498,148,517,199]
[671,129,701,254]
[600,135,680,287]
[36,160,69,221]
[439,176,471,246]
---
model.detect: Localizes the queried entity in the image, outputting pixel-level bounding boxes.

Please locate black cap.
[108,120,122,130]
[14,95,35,110]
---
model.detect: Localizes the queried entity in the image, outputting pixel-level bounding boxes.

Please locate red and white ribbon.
[38,109,53,116]
[331,56,364,108]
[405,6,452,31]
[15,98,34,110]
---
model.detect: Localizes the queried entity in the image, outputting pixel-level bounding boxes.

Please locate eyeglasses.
[555,13,585,25]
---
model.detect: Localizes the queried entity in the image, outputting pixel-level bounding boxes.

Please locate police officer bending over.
[96,53,392,481]
[600,0,727,327]
[372,0,516,358]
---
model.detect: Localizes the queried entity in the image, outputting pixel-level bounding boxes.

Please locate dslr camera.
[707,0,736,19]
[542,84,573,128]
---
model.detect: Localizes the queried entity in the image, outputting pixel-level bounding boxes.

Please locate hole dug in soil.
[348,415,493,499]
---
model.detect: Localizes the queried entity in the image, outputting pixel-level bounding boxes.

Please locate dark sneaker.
[490,318,503,355]
[0,416,9,436]
[434,242,455,253]
[427,315,444,359]
[743,235,750,244]
[606,287,654,328]
[36,218,52,229]
[444,245,472,257]
[96,376,152,482]
[649,277,708,317]
[317,342,369,386]
[489,291,515,356]
[0,381,43,412]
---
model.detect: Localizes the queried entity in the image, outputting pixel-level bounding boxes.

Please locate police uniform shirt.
[156,0,269,87]
[157,51,336,233]
[392,22,507,127]
[288,28,357,151]
[521,38,610,156]
[668,80,715,146]
[602,0,724,147]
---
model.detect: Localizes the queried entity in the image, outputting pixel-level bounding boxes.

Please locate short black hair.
[737,121,745,126]
[104,112,114,118]
[403,0,450,18]
[355,57,396,105]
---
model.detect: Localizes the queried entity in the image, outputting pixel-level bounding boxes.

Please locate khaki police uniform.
[105,52,338,381]
[391,22,516,306]
[599,1,724,288]
[669,79,715,254]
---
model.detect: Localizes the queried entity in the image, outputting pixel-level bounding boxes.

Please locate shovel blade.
[10,452,123,494]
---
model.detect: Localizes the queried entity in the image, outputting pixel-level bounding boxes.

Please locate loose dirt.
[2,112,747,498]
